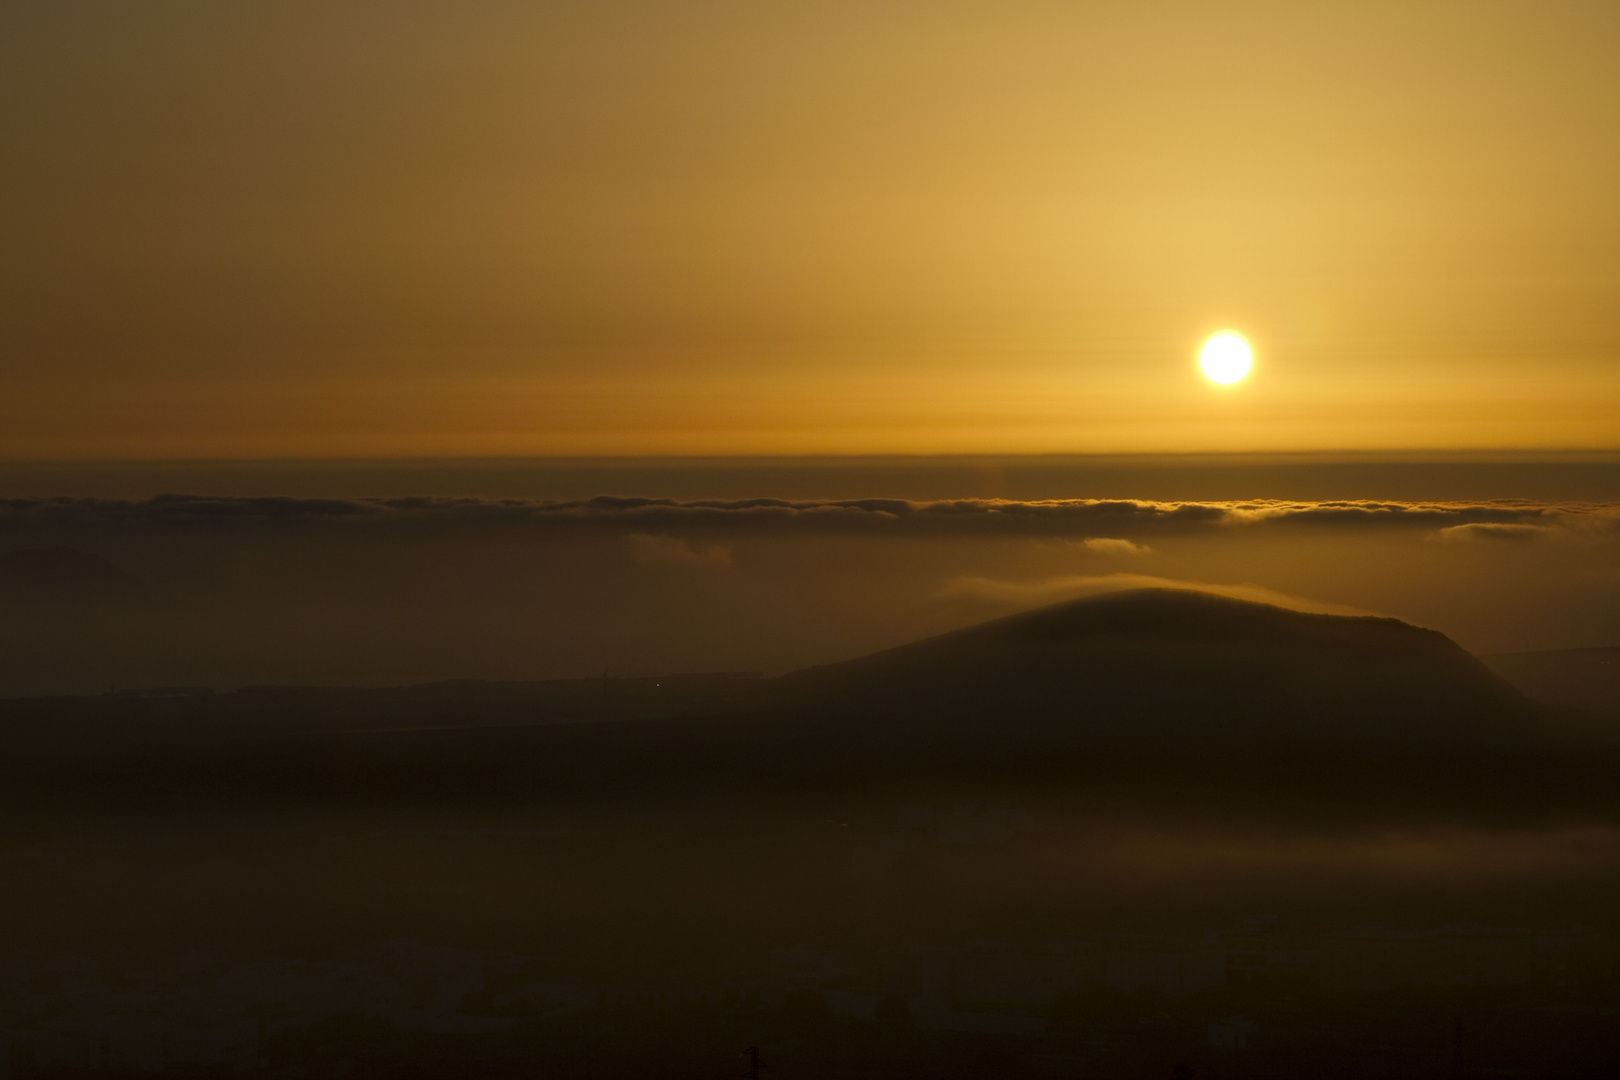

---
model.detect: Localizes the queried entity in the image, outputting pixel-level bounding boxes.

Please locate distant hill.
[0,546,142,602]
[775,588,1542,756]
[0,588,1611,818]
[1484,647,1620,717]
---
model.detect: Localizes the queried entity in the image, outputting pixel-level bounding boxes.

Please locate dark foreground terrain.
[5,590,1620,1078]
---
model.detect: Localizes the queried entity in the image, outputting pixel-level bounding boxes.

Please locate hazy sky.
[3,0,1617,459]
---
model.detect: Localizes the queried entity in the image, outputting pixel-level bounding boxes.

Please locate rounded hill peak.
[777,587,1535,756]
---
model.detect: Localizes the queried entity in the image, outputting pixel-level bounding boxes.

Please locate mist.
[0,460,1617,1078]
[1,477,1616,695]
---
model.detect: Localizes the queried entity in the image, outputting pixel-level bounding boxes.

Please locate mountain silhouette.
[0,589,1609,819]
[774,588,1543,757]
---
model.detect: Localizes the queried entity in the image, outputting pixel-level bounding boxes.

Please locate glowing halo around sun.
[1199,331,1253,384]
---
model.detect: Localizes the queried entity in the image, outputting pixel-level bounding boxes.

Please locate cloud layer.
[0,495,1612,540]
[0,491,1616,696]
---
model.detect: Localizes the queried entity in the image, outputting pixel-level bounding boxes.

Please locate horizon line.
[5,449,1620,470]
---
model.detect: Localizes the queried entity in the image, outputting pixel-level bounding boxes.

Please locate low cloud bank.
[1436,523,1555,543]
[934,574,1379,620]
[1079,537,1152,556]
[623,533,732,566]
[0,494,1612,539]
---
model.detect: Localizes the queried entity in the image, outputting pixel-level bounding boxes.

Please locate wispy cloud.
[624,533,731,566]
[1078,537,1152,556]
[1434,523,1552,544]
[933,573,1379,619]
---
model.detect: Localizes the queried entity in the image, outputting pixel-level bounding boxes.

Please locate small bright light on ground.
[1199,332,1252,384]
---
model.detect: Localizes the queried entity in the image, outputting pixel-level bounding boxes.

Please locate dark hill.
[0,589,1610,819]
[775,588,1542,756]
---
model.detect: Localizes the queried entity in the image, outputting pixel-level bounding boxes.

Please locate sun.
[1199,331,1252,384]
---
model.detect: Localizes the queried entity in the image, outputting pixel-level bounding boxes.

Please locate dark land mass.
[0,589,1614,823]
[770,586,1566,756]
[5,591,1620,1078]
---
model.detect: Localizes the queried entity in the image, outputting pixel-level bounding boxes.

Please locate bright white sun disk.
[1199,332,1252,384]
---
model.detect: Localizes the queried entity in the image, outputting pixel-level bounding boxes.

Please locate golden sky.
[2,0,1617,458]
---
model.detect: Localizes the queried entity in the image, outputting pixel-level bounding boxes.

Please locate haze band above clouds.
[0,495,1612,540]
